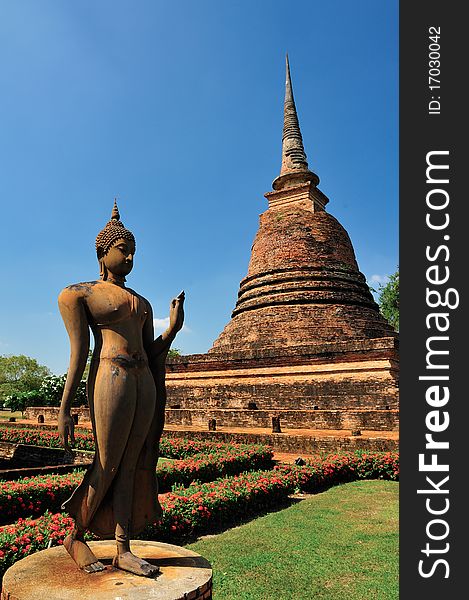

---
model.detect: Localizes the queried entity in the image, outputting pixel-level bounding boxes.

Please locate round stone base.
[1,540,212,600]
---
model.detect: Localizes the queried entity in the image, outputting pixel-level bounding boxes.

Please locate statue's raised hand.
[169,290,185,333]
[58,408,76,454]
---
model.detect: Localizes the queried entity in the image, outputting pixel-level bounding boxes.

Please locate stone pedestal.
[1,541,212,600]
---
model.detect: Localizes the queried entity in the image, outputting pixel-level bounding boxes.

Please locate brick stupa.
[165,57,399,452]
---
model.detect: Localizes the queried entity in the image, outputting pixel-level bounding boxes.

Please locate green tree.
[167,348,181,358]
[40,374,87,407]
[378,269,399,331]
[4,390,45,414]
[82,349,93,380]
[0,355,51,401]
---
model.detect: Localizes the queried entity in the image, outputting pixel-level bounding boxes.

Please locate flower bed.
[0,472,83,524]
[160,438,232,459]
[0,444,273,524]
[158,444,273,489]
[277,450,399,493]
[0,427,94,451]
[0,426,244,458]
[0,470,294,575]
[0,451,399,578]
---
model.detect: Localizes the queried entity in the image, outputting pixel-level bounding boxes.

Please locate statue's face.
[103,237,135,277]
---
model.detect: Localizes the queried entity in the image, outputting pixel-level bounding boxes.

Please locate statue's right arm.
[57,287,90,450]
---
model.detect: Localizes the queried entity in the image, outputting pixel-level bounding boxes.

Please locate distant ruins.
[165,57,399,452]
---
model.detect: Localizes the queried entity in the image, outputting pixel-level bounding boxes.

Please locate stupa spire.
[272,54,319,190]
[282,54,308,172]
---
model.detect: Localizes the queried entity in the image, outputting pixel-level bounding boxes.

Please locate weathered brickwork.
[166,337,399,435]
[163,429,398,454]
[165,408,398,431]
[25,406,89,422]
[211,204,395,352]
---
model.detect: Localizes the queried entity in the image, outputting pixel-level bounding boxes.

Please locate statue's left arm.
[142,292,185,458]
[146,291,185,363]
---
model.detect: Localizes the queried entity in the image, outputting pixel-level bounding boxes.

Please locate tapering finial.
[111,199,120,221]
[272,55,319,191]
[283,54,308,171]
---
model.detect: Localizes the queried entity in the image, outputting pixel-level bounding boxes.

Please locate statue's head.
[95,201,136,281]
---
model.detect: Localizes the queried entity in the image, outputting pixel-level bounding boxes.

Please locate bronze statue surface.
[58,202,184,577]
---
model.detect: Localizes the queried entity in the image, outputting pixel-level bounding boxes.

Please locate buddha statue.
[57,201,184,577]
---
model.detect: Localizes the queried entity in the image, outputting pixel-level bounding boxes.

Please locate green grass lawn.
[187,480,398,600]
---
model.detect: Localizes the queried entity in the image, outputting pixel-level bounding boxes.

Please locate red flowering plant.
[0,469,293,577]
[273,450,399,494]
[0,426,95,451]
[353,450,399,480]
[0,444,273,524]
[157,444,273,491]
[314,451,399,482]
[0,472,84,525]
[158,438,231,459]
[141,468,296,543]
[0,450,398,528]
[0,426,250,459]
[0,511,86,575]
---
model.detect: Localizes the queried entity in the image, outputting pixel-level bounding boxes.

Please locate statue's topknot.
[95,200,136,258]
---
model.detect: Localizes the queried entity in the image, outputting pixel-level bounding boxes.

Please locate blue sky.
[0,0,398,374]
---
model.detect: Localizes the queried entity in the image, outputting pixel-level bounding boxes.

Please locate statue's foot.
[63,534,105,573]
[113,551,160,577]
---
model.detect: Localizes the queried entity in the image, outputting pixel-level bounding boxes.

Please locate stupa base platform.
[164,337,399,448]
[163,424,399,454]
[1,541,212,600]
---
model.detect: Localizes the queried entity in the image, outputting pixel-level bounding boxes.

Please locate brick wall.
[25,406,90,422]
[163,429,398,454]
[166,337,399,433]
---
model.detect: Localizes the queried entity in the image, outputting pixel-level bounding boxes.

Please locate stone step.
[167,395,398,411]
[162,426,399,454]
[165,407,399,431]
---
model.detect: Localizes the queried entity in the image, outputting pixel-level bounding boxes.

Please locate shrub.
[39,375,87,407]
[0,426,95,451]
[0,472,83,524]
[0,444,273,524]
[157,444,273,491]
[3,391,44,414]
[0,470,294,574]
[0,426,262,459]
[378,269,399,331]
